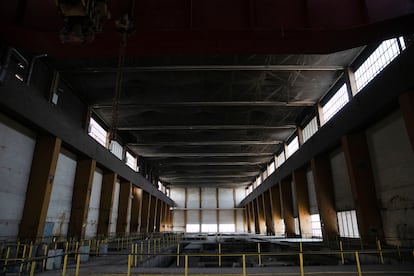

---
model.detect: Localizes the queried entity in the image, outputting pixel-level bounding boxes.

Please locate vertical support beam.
[269,186,284,235]
[140,191,150,233]
[130,187,142,233]
[293,168,313,238]
[216,188,220,232]
[297,127,304,146]
[97,173,117,236]
[148,195,157,233]
[155,199,162,232]
[159,201,165,232]
[246,202,252,233]
[280,179,295,237]
[342,132,384,242]
[263,190,274,235]
[18,136,61,242]
[311,155,339,241]
[252,200,260,234]
[244,206,249,233]
[345,67,358,97]
[116,181,131,234]
[256,195,266,234]
[399,90,414,151]
[233,188,238,232]
[184,188,188,231]
[68,159,96,239]
[199,187,202,233]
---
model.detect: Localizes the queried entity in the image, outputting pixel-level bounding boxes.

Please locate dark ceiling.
[1,0,414,188]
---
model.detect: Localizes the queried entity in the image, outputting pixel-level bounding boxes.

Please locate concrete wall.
[109,180,120,235]
[329,148,354,211]
[306,168,319,215]
[44,150,77,238]
[0,113,36,239]
[169,186,245,233]
[85,169,103,239]
[367,110,414,246]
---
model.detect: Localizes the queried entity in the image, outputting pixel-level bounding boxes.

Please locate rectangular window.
[268,161,275,176]
[109,140,123,160]
[294,217,300,235]
[88,118,107,147]
[354,37,403,93]
[322,84,349,123]
[201,224,217,233]
[186,224,200,233]
[337,210,360,238]
[125,151,137,171]
[302,117,318,143]
[286,136,299,158]
[276,152,285,168]
[219,224,235,233]
[311,214,322,238]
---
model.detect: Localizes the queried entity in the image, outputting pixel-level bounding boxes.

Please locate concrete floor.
[25,247,414,276]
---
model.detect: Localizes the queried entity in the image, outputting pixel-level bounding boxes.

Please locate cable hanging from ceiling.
[110,0,136,142]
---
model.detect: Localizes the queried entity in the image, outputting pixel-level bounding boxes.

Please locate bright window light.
[109,140,123,160]
[322,84,349,124]
[311,214,322,238]
[201,224,217,233]
[88,118,107,147]
[125,151,137,171]
[286,136,299,158]
[337,210,360,238]
[355,37,404,93]
[186,224,200,233]
[219,224,235,233]
[268,161,275,175]
[302,117,318,143]
[276,152,285,168]
[294,217,300,235]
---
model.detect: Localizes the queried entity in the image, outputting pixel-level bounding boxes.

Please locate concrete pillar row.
[140,191,151,233]
[293,168,313,238]
[116,181,132,234]
[311,155,339,241]
[263,190,274,235]
[269,186,284,236]
[68,159,96,239]
[97,173,117,236]
[19,136,62,242]
[280,179,295,237]
[342,132,384,243]
[130,186,142,233]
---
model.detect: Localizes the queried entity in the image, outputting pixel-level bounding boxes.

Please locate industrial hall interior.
[1,1,414,275]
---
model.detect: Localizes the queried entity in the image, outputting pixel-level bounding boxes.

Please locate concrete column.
[155,198,162,232]
[18,136,61,242]
[116,181,131,234]
[216,188,220,232]
[269,186,284,235]
[199,187,203,232]
[68,159,96,239]
[280,179,295,237]
[233,188,238,231]
[342,132,384,242]
[248,202,255,233]
[252,200,260,234]
[130,187,142,233]
[97,173,117,236]
[148,195,157,233]
[141,191,150,232]
[293,168,313,238]
[399,90,414,151]
[263,190,274,235]
[311,155,339,240]
[184,188,188,231]
[256,195,266,234]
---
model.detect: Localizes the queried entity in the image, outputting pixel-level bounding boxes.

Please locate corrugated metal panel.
[236,210,245,232]
[187,188,200,209]
[218,188,234,208]
[234,188,245,206]
[201,187,216,208]
[172,210,185,232]
[85,169,103,238]
[170,187,185,208]
[187,210,199,225]
[201,210,216,224]
[219,210,233,224]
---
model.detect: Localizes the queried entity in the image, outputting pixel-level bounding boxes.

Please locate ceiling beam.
[118,125,296,131]
[128,140,282,146]
[157,161,266,166]
[64,65,344,74]
[140,152,274,157]
[92,101,315,108]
